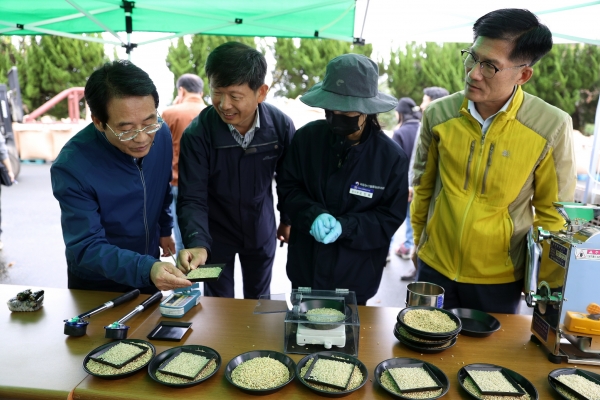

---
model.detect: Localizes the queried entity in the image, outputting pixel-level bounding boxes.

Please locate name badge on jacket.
[349,182,373,198]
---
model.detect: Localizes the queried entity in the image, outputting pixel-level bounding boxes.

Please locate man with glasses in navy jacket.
[52,60,192,293]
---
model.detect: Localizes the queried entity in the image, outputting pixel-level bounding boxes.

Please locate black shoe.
[400,272,416,281]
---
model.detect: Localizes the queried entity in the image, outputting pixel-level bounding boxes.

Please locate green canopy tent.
[0,0,360,54]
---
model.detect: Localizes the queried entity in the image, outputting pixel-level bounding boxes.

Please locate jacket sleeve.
[337,153,409,250]
[51,164,157,288]
[532,114,576,232]
[534,114,576,287]
[278,129,329,234]
[410,109,439,248]
[274,116,296,226]
[177,118,212,252]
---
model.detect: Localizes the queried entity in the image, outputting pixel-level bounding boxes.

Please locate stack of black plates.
[394,306,462,354]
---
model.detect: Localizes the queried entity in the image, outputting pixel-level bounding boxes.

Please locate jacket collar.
[459,85,524,122]
[210,102,278,148]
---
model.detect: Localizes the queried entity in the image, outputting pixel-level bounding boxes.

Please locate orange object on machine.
[588,303,600,315]
[564,310,600,336]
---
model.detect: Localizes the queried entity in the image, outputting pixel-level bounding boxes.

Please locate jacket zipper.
[481,143,495,194]
[463,140,475,190]
[134,160,149,255]
[457,132,485,280]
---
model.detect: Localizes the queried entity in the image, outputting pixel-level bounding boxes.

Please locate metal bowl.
[147,345,221,388]
[374,357,449,399]
[406,282,445,308]
[82,339,155,380]
[296,351,368,397]
[299,299,349,330]
[224,350,296,394]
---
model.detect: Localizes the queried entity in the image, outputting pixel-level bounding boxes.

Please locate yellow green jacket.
[411,86,576,284]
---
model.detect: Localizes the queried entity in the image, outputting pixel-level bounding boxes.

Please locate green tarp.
[0,0,357,48]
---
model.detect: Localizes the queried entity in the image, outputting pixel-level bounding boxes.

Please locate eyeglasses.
[105,113,163,142]
[461,50,528,79]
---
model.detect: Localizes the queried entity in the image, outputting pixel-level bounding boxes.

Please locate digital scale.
[526,202,600,365]
[296,320,347,349]
[254,288,360,356]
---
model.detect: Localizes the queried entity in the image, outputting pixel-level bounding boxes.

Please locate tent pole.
[65,0,123,44]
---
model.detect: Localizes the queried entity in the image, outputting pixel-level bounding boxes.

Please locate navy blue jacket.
[51,123,173,288]
[278,120,408,303]
[177,102,295,254]
[392,119,420,157]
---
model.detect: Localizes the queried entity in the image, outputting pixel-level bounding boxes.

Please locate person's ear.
[256,84,269,103]
[91,115,104,132]
[516,66,534,85]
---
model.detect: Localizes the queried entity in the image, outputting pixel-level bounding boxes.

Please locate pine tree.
[272,38,372,98]
[20,35,107,119]
[0,37,22,85]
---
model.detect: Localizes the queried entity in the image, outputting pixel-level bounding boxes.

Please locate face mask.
[325,110,361,137]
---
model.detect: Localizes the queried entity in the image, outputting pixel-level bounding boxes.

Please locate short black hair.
[205,41,266,91]
[176,73,204,94]
[85,60,159,126]
[473,8,552,66]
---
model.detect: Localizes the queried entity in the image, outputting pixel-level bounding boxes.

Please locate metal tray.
[83,339,155,380]
[375,357,449,399]
[296,351,368,397]
[147,321,192,341]
[458,363,538,399]
[548,367,600,400]
[148,345,221,388]
[185,264,225,282]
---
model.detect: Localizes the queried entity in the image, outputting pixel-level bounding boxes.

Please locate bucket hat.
[300,54,397,114]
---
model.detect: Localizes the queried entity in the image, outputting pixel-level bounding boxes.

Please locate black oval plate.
[225,350,296,394]
[448,308,501,337]
[296,351,368,397]
[83,339,155,380]
[458,363,538,399]
[397,306,462,340]
[374,357,450,399]
[394,323,454,346]
[148,345,221,388]
[548,367,600,400]
[395,330,458,354]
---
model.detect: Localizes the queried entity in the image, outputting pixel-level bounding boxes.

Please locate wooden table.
[0,284,152,400]
[3,283,600,399]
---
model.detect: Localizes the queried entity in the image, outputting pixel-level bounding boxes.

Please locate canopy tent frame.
[0,0,362,55]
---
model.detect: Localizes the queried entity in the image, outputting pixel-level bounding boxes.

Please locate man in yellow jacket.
[411,8,576,313]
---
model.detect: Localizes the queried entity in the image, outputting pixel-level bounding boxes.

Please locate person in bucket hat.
[277,53,409,305]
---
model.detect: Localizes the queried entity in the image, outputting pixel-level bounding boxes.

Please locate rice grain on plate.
[156,359,217,384]
[556,373,600,400]
[86,343,152,376]
[462,376,530,400]
[187,267,222,279]
[380,370,443,399]
[231,357,289,390]
[403,310,457,333]
[306,308,345,322]
[300,357,363,392]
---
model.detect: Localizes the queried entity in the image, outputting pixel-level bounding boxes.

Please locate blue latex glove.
[322,221,342,244]
[310,213,337,242]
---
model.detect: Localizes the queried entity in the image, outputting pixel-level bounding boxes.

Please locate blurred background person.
[391,97,421,263]
[162,73,206,255]
[401,86,449,281]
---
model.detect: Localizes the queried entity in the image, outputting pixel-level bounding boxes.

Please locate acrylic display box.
[254,288,360,356]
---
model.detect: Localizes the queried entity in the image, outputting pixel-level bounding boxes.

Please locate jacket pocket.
[463,140,476,190]
[481,143,495,194]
